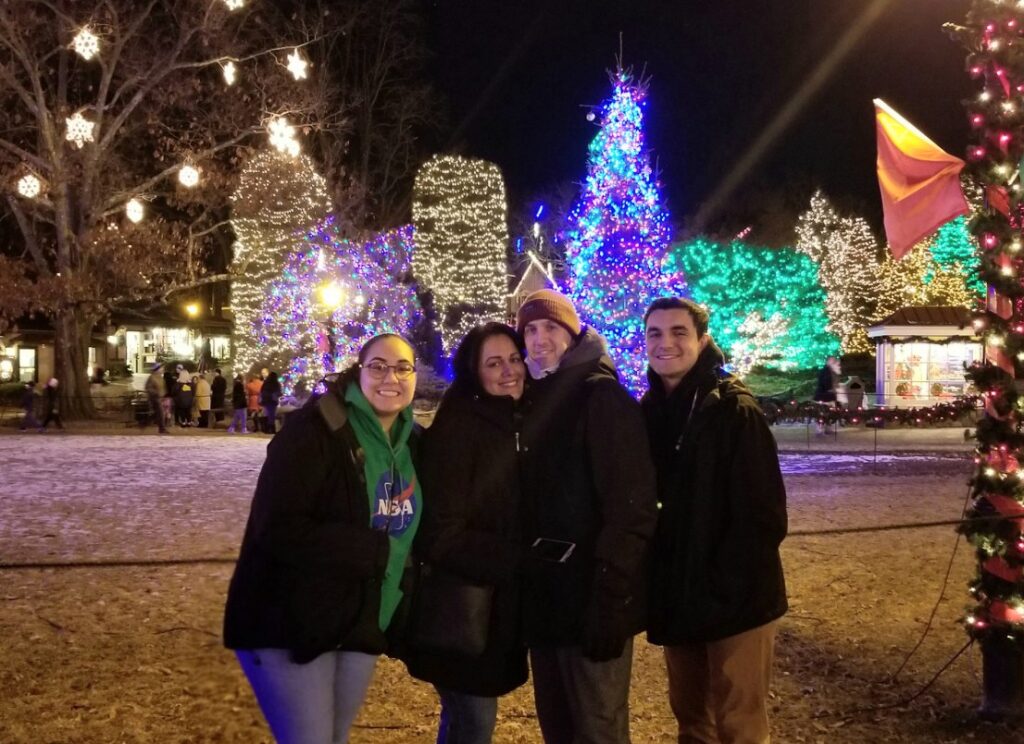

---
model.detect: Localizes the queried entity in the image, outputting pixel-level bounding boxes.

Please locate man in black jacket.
[642,297,787,744]
[516,289,658,744]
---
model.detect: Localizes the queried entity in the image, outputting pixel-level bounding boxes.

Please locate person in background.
[813,355,841,435]
[260,371,282,434]
[642,297,787,744]
[19,380,42,432]
[175,365,194,427]
[144,364,168,434]
[246,373,263,432]
[515,289,658,744]
[41,377,63,430]
[227,373,249,434]
[195,373,213,429]
[211,367,227,424]
[405,323,530,744]
[224,333,422,744]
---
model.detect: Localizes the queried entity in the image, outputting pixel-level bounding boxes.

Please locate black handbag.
[410,562,494,657]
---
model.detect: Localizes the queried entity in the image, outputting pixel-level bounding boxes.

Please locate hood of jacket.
[546,326,617,380]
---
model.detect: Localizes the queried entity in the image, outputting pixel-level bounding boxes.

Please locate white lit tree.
[0,1,333,417]
[412,154,509,357]
[728,311,789,378]
[230,150,332,374]
[795,191,880,354]
[875,239,975,320]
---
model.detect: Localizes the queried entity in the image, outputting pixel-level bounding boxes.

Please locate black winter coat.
[260,376,282,407]
[231,380,247,410]
[641,343,788,645]
[211,375,227,409]
[404,391,529,697]
[518,329,658,646]
[223,395,393,664]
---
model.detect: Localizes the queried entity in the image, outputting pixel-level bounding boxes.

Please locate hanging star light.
[16,173,41,199]
[222,0,245,9]
[65,112,95,148]
[71,27,100,61]
[286,49,309,81]
[267,116,300,156]
[126,198,145,223]
[222,61,237,86]
[178,164,200,188]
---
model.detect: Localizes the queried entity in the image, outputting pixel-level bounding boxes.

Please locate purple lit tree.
[564,68,683,392]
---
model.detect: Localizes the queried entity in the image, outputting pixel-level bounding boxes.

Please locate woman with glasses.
[224,333,422,744]
[405,322,530,744]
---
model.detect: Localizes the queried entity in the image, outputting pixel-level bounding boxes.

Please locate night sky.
[428,0,977,240]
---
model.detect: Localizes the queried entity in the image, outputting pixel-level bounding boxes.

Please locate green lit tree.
[665,238,840,370]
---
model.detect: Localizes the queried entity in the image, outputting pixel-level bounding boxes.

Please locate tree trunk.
[54,307,96,420]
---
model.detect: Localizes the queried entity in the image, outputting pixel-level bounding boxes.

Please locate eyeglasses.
[361,360,416,380]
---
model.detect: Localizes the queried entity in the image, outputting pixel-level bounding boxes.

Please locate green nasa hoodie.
[344,382,421,631]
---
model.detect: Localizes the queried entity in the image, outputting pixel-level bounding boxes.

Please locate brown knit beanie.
[516,289,582,337]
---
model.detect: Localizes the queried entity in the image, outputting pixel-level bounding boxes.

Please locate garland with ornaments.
[946,0,1024,643]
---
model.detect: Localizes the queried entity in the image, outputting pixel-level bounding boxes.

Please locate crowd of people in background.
[137,365,285,434]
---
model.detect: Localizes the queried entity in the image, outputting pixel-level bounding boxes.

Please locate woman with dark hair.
[260,371,283,434]
[224,333,422,744]
[405,322,530,744]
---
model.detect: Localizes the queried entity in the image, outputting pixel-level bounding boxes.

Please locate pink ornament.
[1001,132,1013,147]
[970,65,984,77]
[984,233,1000,249]
[971,113,985,127]
[969,146,987,161]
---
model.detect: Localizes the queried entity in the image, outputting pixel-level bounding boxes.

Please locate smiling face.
[359,336,416,421]
[478,333,526,400]
[523,319,573,371]
[645,308,709,392]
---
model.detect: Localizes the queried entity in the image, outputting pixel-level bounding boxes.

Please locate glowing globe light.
[178,164,200,188]
[126,198,144,223]
[16,173,41,199]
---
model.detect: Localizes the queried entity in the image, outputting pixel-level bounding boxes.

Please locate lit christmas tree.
[928,215,985,297]
[564,68,682,392]
[230,150,332,374]
[665,238,839,370]
[875,239,976,321]
[257,216,420,391]
[795,191,880,354]
[412,155,509,358]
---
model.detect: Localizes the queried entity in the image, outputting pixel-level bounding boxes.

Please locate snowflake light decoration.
[286,49,309,81]
[267,116,300,157]
[71,27,100,61]
[222,0,245,9]
[65,112,95,148]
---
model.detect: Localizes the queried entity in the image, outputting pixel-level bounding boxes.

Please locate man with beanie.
[642,297,787,744]
[515,289,658,744]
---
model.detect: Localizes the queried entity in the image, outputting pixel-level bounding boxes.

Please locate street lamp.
[318,282,345,369]
[185,303,200,318]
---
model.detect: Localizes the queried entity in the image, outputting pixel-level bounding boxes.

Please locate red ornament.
[971,113,986,127]
[983,232,1000,249]
[969,145,988,161]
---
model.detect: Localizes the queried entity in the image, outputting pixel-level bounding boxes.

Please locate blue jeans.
[236,648,377,744]
[436,687,497,744]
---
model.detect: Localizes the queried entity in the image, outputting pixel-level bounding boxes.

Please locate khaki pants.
[664,621,776,744]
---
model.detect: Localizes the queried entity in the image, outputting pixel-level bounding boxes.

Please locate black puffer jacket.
[641,342,788,644]
[518,328,658,646]
[223,393,392,664]
[404,390,529,697]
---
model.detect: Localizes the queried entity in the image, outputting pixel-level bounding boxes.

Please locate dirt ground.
[0,430,1020,743]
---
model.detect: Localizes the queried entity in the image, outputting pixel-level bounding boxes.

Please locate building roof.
[510,251,557,297]
[869,306,973,329]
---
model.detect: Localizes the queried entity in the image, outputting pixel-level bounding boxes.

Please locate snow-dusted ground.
[1,431,1017,743]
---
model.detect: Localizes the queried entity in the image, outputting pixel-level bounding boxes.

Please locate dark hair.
[643,297,710,337]
[337,332,417,391]
[449,322,525,398]
[215,368,222,374]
